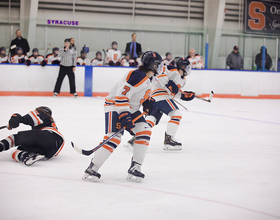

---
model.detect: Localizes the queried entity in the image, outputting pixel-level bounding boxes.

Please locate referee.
[53,38,77,97]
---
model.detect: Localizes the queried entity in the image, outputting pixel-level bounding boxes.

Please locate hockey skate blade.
[82,173,100,182]
[24,155,45,166]
[123,143,133,151]
[163,145,182,151]
[126,174,143,183]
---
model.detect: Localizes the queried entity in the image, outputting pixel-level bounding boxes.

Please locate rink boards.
[0,64,280,99]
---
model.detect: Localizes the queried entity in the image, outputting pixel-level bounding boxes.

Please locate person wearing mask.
[10,30,30,56]
[226,46,244,70]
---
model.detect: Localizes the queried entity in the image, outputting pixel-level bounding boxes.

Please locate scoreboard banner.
[245,0,280,34]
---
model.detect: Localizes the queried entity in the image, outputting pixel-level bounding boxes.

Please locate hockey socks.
[0,135,15,152]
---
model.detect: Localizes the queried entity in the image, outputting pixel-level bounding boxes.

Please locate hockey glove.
[108,61,114,66]
[181,91,195,101]
[19,58,26,63]
[52,60,60,65]
[8,113,23,129]
[142,98,158,116]
[115,61,121,66]
[41,60,47,67]
[25,60,31,66]
[166,80,179,96]
[119,111,135,131]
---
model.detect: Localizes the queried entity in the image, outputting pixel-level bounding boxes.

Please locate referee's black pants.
[54,65,76,94]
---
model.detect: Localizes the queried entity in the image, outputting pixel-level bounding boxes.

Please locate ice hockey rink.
[0,96,279,220]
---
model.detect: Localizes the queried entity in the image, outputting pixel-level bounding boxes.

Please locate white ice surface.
[0,96,280,220]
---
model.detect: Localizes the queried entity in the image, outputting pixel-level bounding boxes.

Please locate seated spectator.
[226,46,243,70]
[162,52,174,66]
[187,49,204,69]
[106,41,121,66]
[76,50,90,66]
[121,53,138,67]
[10,30,30,56]
[136,51,143,67]
[26,48,46,66]
[46,47,61,65]
[11,47,27,63]
[91,51,104,66]
[0,47,9,63]
[255,47,272,71]
[70,37,76,51]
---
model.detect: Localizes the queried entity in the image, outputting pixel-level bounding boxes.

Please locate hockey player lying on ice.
[0,107,64,166]
[83,51,162,183]
[125,57,195,151]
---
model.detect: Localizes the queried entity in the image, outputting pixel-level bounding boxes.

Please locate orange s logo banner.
[248,2,266,30]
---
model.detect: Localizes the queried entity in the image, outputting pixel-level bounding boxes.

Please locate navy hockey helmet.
[0,47,6,55]
[165,52,172,57]
[80,49,87,55]
[174,57,191,76]
[111,41,118,46]
[141,51,163,75]
[37,106,52,116]
[123,52,130,57]
[32,48,39,53]
[52,47,59,53]
[16,47,23,54]
[96,51,102,56]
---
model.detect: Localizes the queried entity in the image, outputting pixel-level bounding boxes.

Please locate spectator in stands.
[255,47,272,71]
[0,47,9,63]
[53,38,77,97]
[187,49,204,69]
[70,38,76,51]
[76,50,90,66]
[25,48,46,67]
[226,46,243,70]
[106,41,121,66]
[136,52,143,67]
[91,51,104,66]
[46,47,61,65]
[11,47,27,63]
[10,30,30,56]
[162,52,174,66]
[125,33,142,59]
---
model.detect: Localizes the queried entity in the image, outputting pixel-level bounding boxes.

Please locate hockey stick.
[102,49,106,65]
[0,126,7,130]
[173,99,188,111]
[45,43,51,57]
[180,90,214,103]
[71,111,147,156]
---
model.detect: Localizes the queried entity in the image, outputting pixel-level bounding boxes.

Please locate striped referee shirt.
[58,47,76,67]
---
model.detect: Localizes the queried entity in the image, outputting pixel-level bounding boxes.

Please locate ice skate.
[126,160,145,183]
[123,136,135,151]
[163,132,182,151]
[23,153,46,166]
[82,162,101,182]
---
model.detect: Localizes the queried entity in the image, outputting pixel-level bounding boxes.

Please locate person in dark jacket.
[226,46,243,70]
[255,47,272,71]
[125,33,142,59]
[10,30,30,56]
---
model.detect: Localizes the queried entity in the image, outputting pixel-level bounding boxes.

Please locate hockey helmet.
[111,41,118,46]
[141,51,163,75]
[165,52,172,57]
[80,49,87,55]
[96,51,102,56]
[32,48,39,53]
[174,57,191,76]
[0,47,6,55]
[37,106,52,116]
[16,47,23,55]
[52,47,59,53]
